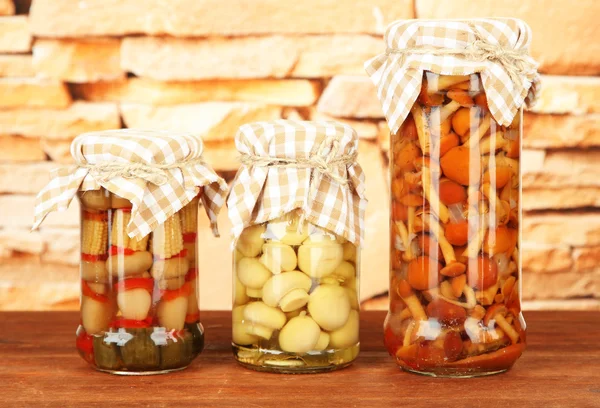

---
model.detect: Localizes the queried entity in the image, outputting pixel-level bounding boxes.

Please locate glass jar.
[232,209,360,373]
[75,188,204,374]
[227,119,366,373]
[384,72,525,377]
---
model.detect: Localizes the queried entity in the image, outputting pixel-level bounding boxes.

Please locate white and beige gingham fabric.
[33,129,228,239]
[365,18,541,133]
[227,120,367,246]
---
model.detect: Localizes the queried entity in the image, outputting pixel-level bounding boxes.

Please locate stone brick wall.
[0,0,598,311]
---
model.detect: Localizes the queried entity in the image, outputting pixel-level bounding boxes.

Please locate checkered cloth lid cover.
[33,129,228,239]
[227,120,367,246]
[365,18,541,133]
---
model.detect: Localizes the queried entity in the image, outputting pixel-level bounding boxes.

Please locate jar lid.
[365,18,541,132]
[228,120,367,246]
[33,129,228,239]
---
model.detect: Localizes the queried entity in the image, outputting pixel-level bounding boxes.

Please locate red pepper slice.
[76,331,94,354]
[185,312,200,324]
[183,232,197,243]
[113,277,154,293]
[81,280,109,303]
[109,246,136,256]
[110,317,153,329]
[81,253,108,262]
[185,268,198,282]
[161,282,191,302]
[83,211,108,221]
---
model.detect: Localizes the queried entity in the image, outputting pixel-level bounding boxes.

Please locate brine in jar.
[232,210,360,373]
[385,72,525,377]
[76,188,204,374]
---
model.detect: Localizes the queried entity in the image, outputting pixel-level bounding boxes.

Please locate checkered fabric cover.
[227,120,367,246]
[33,129,228,239]
[365,18,541,133]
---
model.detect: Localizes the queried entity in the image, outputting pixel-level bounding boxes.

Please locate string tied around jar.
[385,22,539,88]
[79,157,208,186]
[239,136,357,186]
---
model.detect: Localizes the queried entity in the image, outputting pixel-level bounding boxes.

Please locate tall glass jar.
[232,210,360,373]
[227,120,367,373]
[384,72,525,377]
[33,129,228,375]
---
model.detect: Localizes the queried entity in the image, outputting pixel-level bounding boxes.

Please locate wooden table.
[1,311,599,407]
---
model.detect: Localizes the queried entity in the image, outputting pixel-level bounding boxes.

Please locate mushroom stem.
[479,131,508,155]
[397,280,428,321]
[437,100,462,123]
[395,221,410,253]
[482,183,508,225]
[411,104,431,156]
[403,320,417,347]
[440,280,457,300]
[425,218,457,265]
[493,314,520,344]
[399,307,413,321]
[426,285,476,310]
[511,248,519,264]
[475,281,499,306]
[463,113,492,148]
[421,168,449,224]
[463,216,488,258]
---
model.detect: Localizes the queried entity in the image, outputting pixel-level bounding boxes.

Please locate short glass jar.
[76,188,204,374]
[227,119,367,373]
[232,210,360,373]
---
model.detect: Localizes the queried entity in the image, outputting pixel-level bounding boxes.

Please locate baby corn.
[82,215,108,255]
[179,199,198,234]
[111,210,149,251]
[151,212,184,259]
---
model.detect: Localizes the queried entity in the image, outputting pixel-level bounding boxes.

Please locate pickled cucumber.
[160,331,193,370]
[119,328,160,370]
[93,335,122,370]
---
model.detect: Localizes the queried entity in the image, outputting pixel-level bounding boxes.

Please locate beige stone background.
[0,0,598,311]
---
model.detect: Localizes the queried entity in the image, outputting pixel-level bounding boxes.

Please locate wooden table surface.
[0,311,599,407]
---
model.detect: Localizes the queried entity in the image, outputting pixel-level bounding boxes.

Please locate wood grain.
[0,311,599,407]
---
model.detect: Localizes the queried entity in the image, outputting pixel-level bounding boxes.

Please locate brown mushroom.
[450,274,467,298]
[483,304,520,344]
[447,90,474,107]
[434,75,473,91]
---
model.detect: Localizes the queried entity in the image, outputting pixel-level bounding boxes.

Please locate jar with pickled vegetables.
[227,120,367,373]
[33,129,227,374]
[366,19,540,377]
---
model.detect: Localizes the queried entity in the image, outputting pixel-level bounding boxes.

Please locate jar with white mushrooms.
[232,210,360,373]
[75,189,204,373]
[367,19,539,377]
[228,119,366,374]
[33,129,228,375]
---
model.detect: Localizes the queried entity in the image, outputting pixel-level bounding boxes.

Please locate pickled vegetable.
[386,72,525,377]
[75,190,204,373]
[232,210,360,373]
